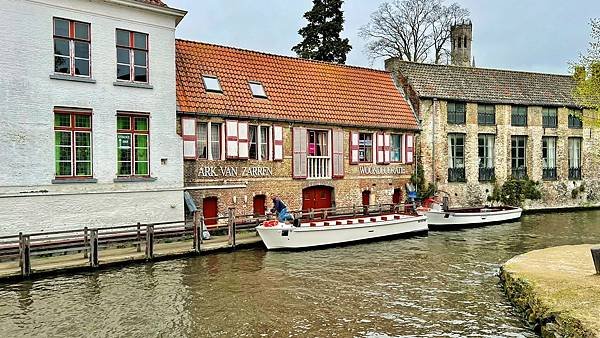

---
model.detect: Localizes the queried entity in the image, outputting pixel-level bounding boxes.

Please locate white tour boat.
[256,213,428,250]
[425,205,522,229]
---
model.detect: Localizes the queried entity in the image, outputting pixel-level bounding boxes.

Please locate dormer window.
[202,75,222,93]
[249,81,267,98]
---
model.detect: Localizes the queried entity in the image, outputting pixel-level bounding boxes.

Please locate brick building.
[385,58,598,209]
[0,0,186,235]
[175,41,419,222]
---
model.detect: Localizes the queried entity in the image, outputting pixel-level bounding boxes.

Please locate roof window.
[202,75,222,93]
[249,81,267,98]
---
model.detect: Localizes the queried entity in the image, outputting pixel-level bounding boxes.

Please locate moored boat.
[256,213,428,250]
[426,206,522,229]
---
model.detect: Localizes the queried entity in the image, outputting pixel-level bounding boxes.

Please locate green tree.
[292,0,352,64]
[573,19,600,125]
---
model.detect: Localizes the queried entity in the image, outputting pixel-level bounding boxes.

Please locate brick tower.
[450,21,472,67]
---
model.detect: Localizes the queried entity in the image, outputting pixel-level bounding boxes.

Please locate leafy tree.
[359,0,469,63]
[573,19,600,125]
[292,0,352,64]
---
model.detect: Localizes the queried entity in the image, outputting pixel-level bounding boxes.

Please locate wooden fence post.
[192,212,199,254]
[145,224,154,260]
[89,229,99,268]
[136,222,142,253]
[83,227,89,259]
[592,248,600,275]
[353,205,356,217]
[309,208,314,220]
[18,233,31,277]
[228,207,236,248]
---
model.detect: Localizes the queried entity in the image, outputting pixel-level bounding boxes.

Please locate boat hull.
[256,215,428,250]
[426,207,522,229]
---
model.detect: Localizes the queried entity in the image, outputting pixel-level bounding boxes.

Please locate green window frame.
[117,114,149,176]
[511,106,527,126]
[477,104,495,125]
[447,101,466,124]
[568,109,583,129]
[54,110,92,178]
[542,107,558,128]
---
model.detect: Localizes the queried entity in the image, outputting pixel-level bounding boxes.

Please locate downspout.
[431,99,438,184]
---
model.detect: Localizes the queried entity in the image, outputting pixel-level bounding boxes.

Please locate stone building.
[450,21,473,67]
[385,58,597,209]
[0,0,186,235]
[175,41,419,223]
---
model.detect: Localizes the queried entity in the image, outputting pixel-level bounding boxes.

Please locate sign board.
[198,166,273,177]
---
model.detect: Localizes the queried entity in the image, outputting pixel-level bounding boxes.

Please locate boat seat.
[346,220,355,225]
[309,222,317,227]
[381,216,388,221]
[358,219,365,224]
[336,221,343,225]
[370,217,377,222]
[394,215,401,220]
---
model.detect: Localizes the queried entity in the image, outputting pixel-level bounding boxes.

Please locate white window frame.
[307,128,332,179]
[248,124,271,161]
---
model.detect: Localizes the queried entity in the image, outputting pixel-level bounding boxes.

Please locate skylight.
[249,81,267,98]
[202,75,222,93]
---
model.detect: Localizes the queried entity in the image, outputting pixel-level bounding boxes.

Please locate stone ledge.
[49,74,96,83]
[113,177,157,183]
[499,244,600,337]
[51,178,98,184]
[113,81,153,89]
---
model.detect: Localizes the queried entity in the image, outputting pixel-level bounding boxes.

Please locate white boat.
[426,206,522,229]
[256,213,428,250]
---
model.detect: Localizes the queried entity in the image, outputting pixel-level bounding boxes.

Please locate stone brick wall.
[419,98,599,209]
[184,117,415,219]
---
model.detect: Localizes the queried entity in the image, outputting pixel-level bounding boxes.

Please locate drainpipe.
[431,99,438,184]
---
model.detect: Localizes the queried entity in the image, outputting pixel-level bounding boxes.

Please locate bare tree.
[360,0,469,63]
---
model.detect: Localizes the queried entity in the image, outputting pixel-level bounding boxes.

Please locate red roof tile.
[176,40,419,131]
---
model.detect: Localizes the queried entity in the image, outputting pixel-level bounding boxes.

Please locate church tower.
[450,21,472,67]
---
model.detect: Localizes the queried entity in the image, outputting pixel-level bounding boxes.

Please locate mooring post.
[591,248,600,275]
[192,212,199,254]
[199,216,206,246]
[352,204,356,217]
[18,233,31,277]
[309,208,314,220]
[227,207,235,248]
[83,227,89,259]
[89,229,99,268]
[145,224,154,260]
[136,222,142,253]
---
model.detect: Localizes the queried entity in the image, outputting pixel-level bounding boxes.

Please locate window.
[542,137,557,180]
[477,104,495,125]
[511,136,527,179]
[116,29,148,83]
[478,134,495,181]
[568,137,582,180]
[117,114,149,176]
[568,109,583,129]
[391,134,403,162]
[248,125,270,160]
[447,102,466,124]
[542,107,558,128]
[358,133,373,163]
[203,75,222,93]
[448,133,465,182]
[249,82,267,98]
[307,130,331,179]
[54,111,92,178]
[197,123,208,159]
[309,130,329,157]
[53,18,90,77]
[210,123,221,160]
[511,106,527,126]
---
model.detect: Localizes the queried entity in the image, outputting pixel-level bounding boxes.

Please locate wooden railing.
[307,156,330,179]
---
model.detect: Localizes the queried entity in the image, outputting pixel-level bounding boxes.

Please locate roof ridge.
[176,38,392,75]
[395,60,574,78]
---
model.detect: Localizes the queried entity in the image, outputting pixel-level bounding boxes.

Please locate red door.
[253,195,266,216]
[203,197,218,226]
[362,190,371,206]
[302,186,332,211]
[392,188,402,204]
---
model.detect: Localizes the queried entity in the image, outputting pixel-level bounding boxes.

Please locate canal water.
[1,211,600,337]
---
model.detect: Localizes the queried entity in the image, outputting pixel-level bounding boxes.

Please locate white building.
[0,0,186,235]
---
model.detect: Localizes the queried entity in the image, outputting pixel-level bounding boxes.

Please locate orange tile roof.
[176,40,419,131]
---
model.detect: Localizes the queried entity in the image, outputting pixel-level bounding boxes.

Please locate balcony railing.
[448,167,466,182]
[307,156,330,179]
[542,167,557,180]
[569,167,582,180]
[478,167,495,182]
[511,167,528,180]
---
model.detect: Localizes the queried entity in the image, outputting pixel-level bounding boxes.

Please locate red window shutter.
[273,125,283,161]
[238,121,249,159]
[406,134,414,164]
[292,127,307,179]
[332,129,344,178]
[383,133,391,164]
[376,132,385,164]
[182,117,197,160]
[349,131,359,165]
[225,120,239,159]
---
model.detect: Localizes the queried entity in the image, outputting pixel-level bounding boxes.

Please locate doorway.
[302,186,333,211]
[203,197,218,226]
[392,188,402,204]
[253,194,266,216]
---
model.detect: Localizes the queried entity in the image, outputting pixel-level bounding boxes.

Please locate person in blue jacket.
[271,196,292,222]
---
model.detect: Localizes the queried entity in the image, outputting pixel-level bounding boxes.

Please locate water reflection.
[2,211,600,337]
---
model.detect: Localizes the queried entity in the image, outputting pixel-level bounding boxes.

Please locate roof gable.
[391,60,579,107]
[176,40,419,130]
[134,0,167,7]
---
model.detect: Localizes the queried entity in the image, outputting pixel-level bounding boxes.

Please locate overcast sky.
[166,0,598,75]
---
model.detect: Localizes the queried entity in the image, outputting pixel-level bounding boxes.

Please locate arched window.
[463,36,468,49]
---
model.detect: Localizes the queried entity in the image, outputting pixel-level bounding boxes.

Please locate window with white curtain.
[569,138,581,169]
